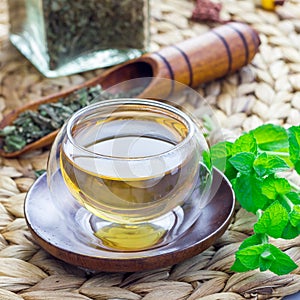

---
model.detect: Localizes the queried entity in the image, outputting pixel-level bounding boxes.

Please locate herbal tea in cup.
[47,99,212,251]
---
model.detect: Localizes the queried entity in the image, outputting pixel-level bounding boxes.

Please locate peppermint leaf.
[253,153,290,177]
[233,174,268,213]
[232,132,257,155]
[229,152,255,175]
[289,205,300,227]
[254,201,289,238]
[281,222,300,240]
[261,176,291,200]
[251,124,289,152]
[211,124,300,275]
[209,141,231,170]
[209,141,236,179]
[288,126,300,174]
[235,244,268,270]
[239,234,264,250]
[231,258,252,272]
[268,244,298,275]
[235,244,297,275]
[259,248,275,271]
[285,192,300,205]
[202,150,212,171]
[280,192,300,213]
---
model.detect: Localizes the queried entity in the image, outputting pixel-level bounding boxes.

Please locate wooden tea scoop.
[0,22,260,158]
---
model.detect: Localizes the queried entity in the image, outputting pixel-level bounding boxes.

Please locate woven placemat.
[0,0,300,299]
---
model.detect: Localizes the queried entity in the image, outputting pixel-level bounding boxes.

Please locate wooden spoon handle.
[145,22,260,90]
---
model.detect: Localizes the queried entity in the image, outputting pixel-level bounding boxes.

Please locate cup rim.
[65,98,198,161]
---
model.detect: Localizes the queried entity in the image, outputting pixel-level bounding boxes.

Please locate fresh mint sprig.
[209,124,300,275]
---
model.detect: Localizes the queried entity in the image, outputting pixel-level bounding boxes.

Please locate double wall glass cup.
[47,99,212,251]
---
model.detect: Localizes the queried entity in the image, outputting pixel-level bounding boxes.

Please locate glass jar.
[7,0,150,78]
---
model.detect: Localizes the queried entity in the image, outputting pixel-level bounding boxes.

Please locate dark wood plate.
[24,168,235,272]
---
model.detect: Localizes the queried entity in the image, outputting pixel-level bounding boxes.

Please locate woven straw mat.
[0,0,300,299]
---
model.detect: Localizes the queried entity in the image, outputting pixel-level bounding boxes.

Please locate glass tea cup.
[47,99,212,251]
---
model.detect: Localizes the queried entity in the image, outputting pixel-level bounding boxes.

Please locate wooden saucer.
[24,168,235,272]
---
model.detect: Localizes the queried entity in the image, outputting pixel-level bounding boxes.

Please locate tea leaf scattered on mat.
[208,124,300,275]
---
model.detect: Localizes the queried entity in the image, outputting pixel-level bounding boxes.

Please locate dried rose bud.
[191,0,224,23]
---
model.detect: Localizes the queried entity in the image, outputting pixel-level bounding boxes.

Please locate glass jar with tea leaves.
[7,0,150,78]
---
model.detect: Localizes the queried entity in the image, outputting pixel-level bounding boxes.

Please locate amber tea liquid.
[60,105,200,250]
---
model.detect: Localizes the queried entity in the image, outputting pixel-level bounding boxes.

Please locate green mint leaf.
[281,221,300,239]
[231,132,257,155]
[259,248,275,272]
[239,233,264,250]
[288,126,300,174]
[209,141,232,172]
[233,174,268,213]
[279,192,300,213]
[268,244,298,275]
[209,141,237,179]
[261,176,291,200]
[231,258,252,272]
[289,205,300,227]
[235,244,268,270]
[235,244,297,275]
[224,164,238,180]
[202,150,212,171]
[251,124,289,152]
[229,152,255,175]
[253,153,290,177]
[254,201,289,238]
[285,192,300,205]
[213,124,300,275]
